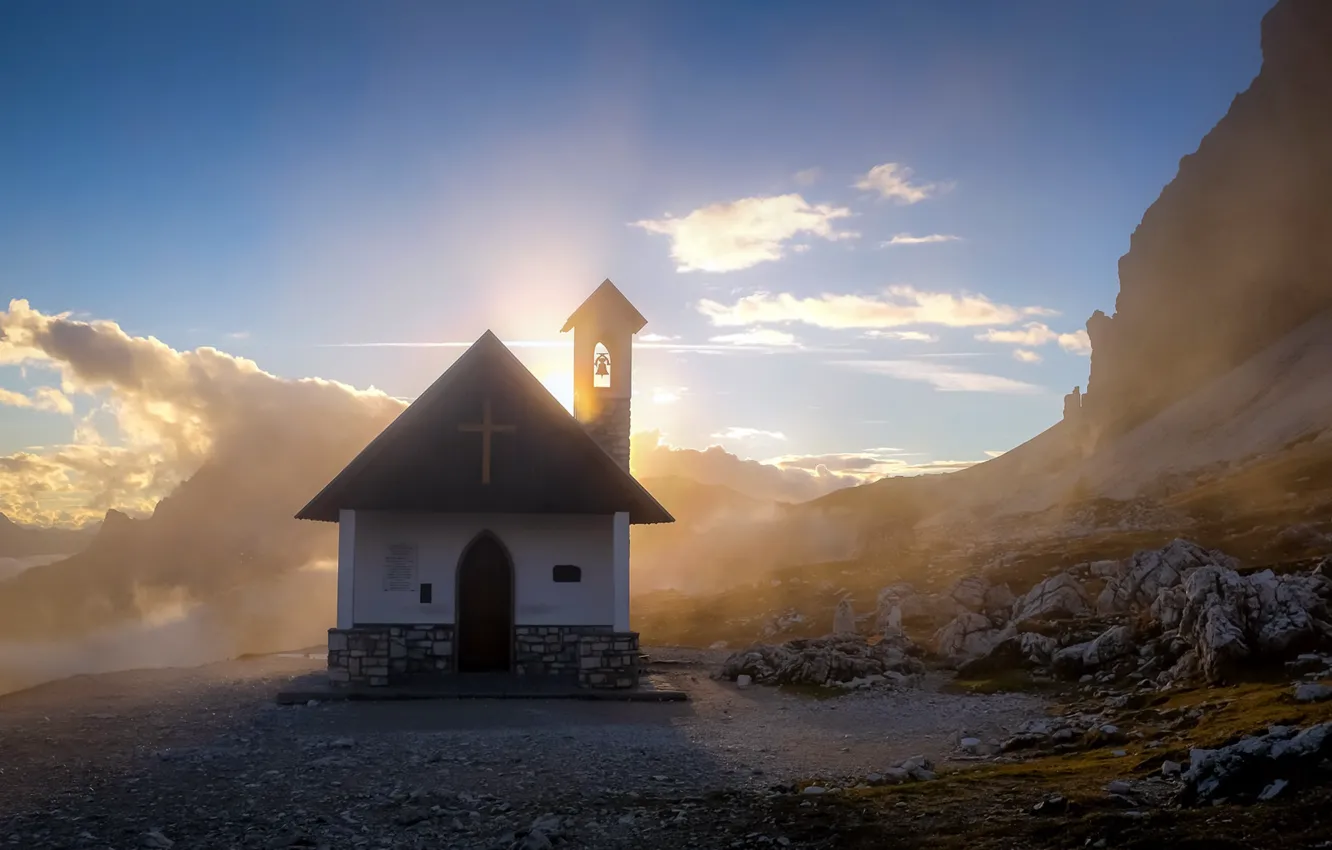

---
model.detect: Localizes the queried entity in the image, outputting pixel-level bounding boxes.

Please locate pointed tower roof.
[560,279,648,334]
[295,330,673,524]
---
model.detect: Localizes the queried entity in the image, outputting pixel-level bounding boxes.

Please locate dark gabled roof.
[295,331,673,525]
[560,279,648,334]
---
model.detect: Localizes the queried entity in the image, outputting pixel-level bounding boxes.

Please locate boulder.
[875,583,960,632]
[950,576,990,612]
[934,613,1010,662]
[874,583,917,632]
[983,583,1016,619]
[1011,573,1090,625]
[1178,565,1332,682]
[719,634,924,687]
[1051,625,1137,678]
[832,599,856,635]
[1089,559,1125,580]
[1293,682,1332,703]
[957,631,1058,677]
[1097,539,1235,615]
[761,608,807,638]
[1183,723,1332,805]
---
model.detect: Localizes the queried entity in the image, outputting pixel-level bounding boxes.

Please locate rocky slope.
[1083,0,1332,441]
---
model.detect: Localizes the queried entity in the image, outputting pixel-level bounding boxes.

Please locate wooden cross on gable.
[458,396,516,484]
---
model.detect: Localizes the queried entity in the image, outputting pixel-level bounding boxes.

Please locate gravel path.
[0,648,1048,849]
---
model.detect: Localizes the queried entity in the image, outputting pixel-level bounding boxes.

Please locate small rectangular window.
[552,564,581,583]
[419,583,433,603]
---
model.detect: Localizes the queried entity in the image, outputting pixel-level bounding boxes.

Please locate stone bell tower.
[561,279,647,472]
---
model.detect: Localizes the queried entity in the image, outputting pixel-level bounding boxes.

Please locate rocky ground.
[5,539,1332,849]
[0,648,1046,850]
[3,644,1332,848]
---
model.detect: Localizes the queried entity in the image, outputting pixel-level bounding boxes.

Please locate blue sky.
[2,0,1273,484]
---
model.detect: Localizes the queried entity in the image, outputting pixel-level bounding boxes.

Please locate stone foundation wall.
[328,625,637,688]
[578,631,640,689]
[514,625,611,677]
[327,625,454,687]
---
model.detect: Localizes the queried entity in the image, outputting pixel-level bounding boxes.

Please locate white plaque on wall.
[383,543,418,591]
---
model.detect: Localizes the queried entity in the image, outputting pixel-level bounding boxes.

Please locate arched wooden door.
[455,533,513,672]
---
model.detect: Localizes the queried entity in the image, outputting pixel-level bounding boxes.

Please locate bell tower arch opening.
[593,342,612,389]
[560,279,649,472]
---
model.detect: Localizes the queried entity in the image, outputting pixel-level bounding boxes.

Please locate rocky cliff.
[1084,0,1332,440]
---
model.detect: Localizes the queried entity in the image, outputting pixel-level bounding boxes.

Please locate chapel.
[296,280,673,689]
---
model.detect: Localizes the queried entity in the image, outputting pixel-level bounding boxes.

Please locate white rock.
[801,785,828,795]
[934,612,1009,662]
[1294,682,1332,703]
[1258,778,1288,801]
[1177,565,1332,682]
[1161,759,1182,777]
[950,576,990,612]
[720,634,924,687]
[1011,573,1090,624]
[876,583,960,632]
[983,583,1016,618]
[1097,539,1232,615]
[833,599,856,635]
[1089,559,1125,579]
[736,674,752,689]
[1052,625,1136,676]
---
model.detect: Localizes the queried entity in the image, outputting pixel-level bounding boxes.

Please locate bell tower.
[561,279,648,472]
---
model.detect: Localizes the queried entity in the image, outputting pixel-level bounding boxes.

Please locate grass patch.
[944,670,1065,695]
[1155,681,1332,748]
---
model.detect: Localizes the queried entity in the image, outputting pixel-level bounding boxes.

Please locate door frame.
[453,529,515,672]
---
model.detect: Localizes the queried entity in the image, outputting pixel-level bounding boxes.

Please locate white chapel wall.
[349,512,616,626]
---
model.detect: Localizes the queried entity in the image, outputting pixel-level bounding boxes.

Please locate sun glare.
[536,368,575,414]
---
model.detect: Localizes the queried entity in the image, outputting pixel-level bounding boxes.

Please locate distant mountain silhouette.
[0,513,96,559]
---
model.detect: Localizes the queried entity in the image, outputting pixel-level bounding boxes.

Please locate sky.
[1,0,1275,523]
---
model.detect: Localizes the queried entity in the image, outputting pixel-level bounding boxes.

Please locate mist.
[0,298,866,693]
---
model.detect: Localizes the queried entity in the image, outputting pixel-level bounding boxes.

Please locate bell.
[594,355,610,377]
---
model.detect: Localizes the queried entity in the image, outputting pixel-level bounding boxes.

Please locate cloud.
[911,352,991,358]
[863,330,939,342]
[711,427,788,442]
[0,298,402,529]
[853,163,938,204]
[319,339,567,349]
[793,167,822,186]
[1057,329,1092,355]
[766,448,983,481]
[630,430,856,503]
[984,450,1007,458]
[1012,349,1043,364]
[975,322,1092,355]
[631,194,856,273]
[880,233,962,247]
[832,359,1042,394]
[0,386,74,415]
[698,286,1054,330]
[649,387,686,405]
[709,329,800,347]
[321,335,843,355]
